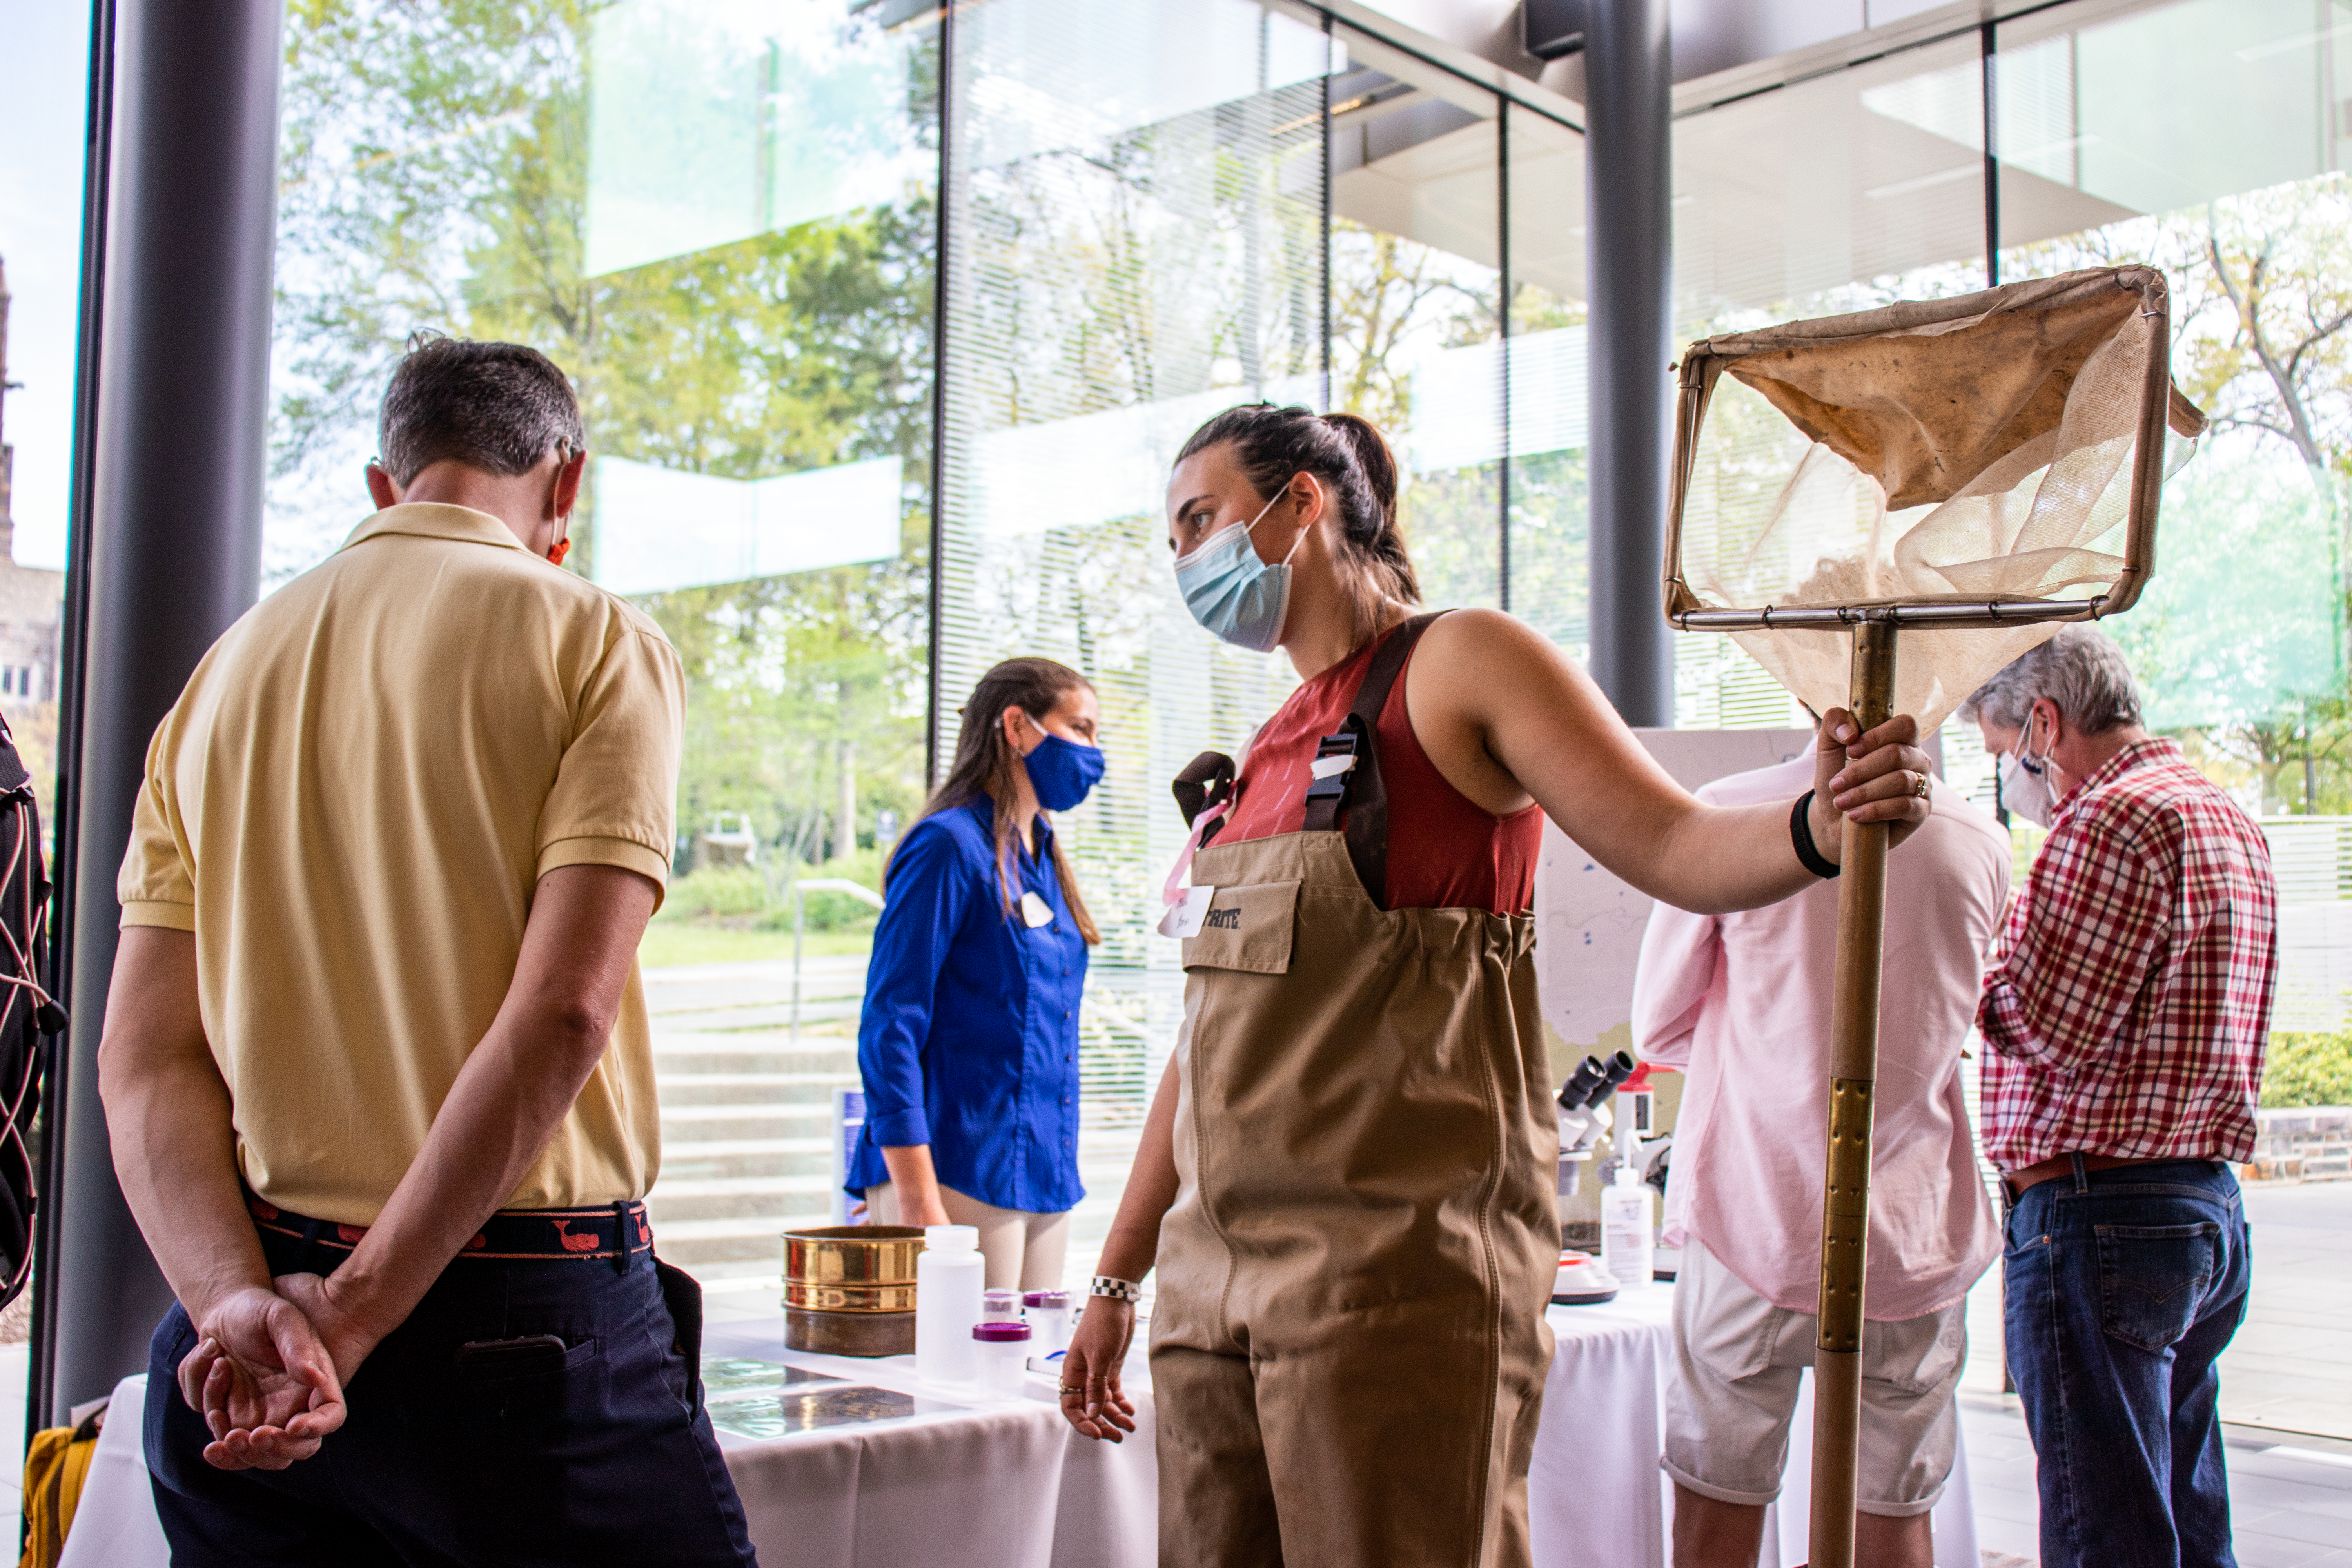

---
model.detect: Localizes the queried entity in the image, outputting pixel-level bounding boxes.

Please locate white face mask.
[1998,715,2060,828]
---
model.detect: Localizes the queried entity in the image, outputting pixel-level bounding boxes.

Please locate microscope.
[1554,1049,1635,1191]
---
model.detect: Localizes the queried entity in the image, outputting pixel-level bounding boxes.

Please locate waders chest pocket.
[1180,880,1299,975]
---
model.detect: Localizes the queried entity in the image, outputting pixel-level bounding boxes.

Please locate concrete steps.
[659,1104,829,1142]
[639,958,868,1273]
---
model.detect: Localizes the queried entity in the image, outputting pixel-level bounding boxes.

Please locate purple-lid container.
[972,1321,1033,1341]
[1023,1290,1071,1309]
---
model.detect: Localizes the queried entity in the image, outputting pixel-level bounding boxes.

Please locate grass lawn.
[639,923,876,970]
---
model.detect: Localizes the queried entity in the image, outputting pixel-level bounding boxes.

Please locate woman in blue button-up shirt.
[849,657,1103,1289]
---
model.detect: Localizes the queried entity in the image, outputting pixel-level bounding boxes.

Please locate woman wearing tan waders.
[1054,404,1938,1568]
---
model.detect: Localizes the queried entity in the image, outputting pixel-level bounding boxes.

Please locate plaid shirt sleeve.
[1975,740,2276,1170]
[1979,815,2169,1072]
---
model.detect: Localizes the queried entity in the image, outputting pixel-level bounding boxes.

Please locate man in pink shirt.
[1633,746,2009,1568]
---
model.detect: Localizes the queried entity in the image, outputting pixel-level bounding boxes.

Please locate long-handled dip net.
[1662,265,2208,1568]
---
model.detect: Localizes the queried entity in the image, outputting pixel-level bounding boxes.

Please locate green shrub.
[657,849,893,936]
[659,866,769,922]
[2262,1031,2352,1109]
[756,845,888,934]
[779,897,881,936]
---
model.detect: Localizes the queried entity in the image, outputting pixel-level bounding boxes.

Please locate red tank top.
[1217,622,1541,915]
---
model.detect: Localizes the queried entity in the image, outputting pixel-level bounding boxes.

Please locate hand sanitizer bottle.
[916,1225,985,1386]
[1600,1162,1654,1291]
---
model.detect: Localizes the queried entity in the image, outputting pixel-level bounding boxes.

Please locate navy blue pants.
[145,1223,758,1566]
[2003,1157,2252,1568]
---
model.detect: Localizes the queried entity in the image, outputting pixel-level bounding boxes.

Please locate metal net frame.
[1664,265,2208,730]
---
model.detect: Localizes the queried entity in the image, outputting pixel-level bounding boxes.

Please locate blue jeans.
[2002,1157,2251,1568]
[145,1223,758,1566]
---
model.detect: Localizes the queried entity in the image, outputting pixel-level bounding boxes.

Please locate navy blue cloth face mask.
[1022,712,1105,812]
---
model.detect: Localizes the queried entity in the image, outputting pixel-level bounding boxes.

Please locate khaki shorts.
[1662,1240,1966,1517]
[864,1181,1070,1292]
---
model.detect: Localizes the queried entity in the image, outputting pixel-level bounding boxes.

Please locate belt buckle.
[1303,731,1357,808]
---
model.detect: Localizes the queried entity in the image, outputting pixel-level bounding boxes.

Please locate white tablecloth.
[53,1339,1159,1568]
[1534,1285,1979,1568]
[57,1286,1978,1568]
[1532,1289,1682,1565]
[701,1319,1156,1567]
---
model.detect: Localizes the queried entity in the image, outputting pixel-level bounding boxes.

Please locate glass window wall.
[0,0,93,838]
[1671,30,1993,758]
[1506,109,1591,653]
[258,0,2352,1326]
[930,4,1592,1273]
[271,0,940,1297]
[1329,26,1506,616]
[1667,0,2352,826]
[1664,0,2352,1437]
[1993,0,2352,820]
[935,0,1338,1274]
[1987,0,2352,1441]
[264,0,1586,1296]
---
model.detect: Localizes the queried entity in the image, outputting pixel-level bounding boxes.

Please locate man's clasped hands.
[176,1270,384,1472]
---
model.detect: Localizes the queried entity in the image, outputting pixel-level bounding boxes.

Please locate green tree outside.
[271,0,940,955]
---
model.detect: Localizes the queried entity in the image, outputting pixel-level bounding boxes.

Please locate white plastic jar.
[972,1320,1033,1398]
[915,1225,985,1386]
[1022,1289,1073,1355]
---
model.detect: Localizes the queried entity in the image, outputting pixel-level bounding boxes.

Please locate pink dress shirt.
[1632,757,2008,1320]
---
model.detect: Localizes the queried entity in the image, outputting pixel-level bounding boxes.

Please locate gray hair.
[378,332,585,485]
[1958,624,2144,735]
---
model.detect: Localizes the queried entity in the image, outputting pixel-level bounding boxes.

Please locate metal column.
[45,0,280,1423]
[1583,0,1675,725]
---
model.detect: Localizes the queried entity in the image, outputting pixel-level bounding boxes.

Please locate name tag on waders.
[1160,884,1215,938]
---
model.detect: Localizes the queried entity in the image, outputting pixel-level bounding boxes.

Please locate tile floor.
[1964,1392,2352,1568]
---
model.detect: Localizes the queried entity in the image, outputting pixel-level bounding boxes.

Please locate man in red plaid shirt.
[1962,624,2276,1568]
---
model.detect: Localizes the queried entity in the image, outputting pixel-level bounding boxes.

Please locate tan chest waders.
[1150,614,1559,1568]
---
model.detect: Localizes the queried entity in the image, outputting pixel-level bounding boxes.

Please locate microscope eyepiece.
[1579,1050,1638,1109]
[1557,1055,1608,1111]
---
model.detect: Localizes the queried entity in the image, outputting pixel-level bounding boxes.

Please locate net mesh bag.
[1665,266,2209,729]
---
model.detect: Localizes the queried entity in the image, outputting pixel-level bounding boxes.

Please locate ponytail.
[1174,404,1420,642]
[1315,411,1416,613]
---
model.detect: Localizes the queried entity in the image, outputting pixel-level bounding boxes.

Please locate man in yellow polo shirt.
[96,336,757,1564]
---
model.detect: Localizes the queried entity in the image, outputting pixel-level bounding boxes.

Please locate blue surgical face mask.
[1174,480,1305,652]
[1022,713,1105,813]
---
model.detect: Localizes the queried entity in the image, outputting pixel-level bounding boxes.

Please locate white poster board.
[1534,728,1942,1064]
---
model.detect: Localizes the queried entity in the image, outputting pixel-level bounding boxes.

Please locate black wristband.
[1791,791,1840,879]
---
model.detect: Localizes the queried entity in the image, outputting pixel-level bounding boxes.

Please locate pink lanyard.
[1161,802,1232,911]
[1162,729,1256,913]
